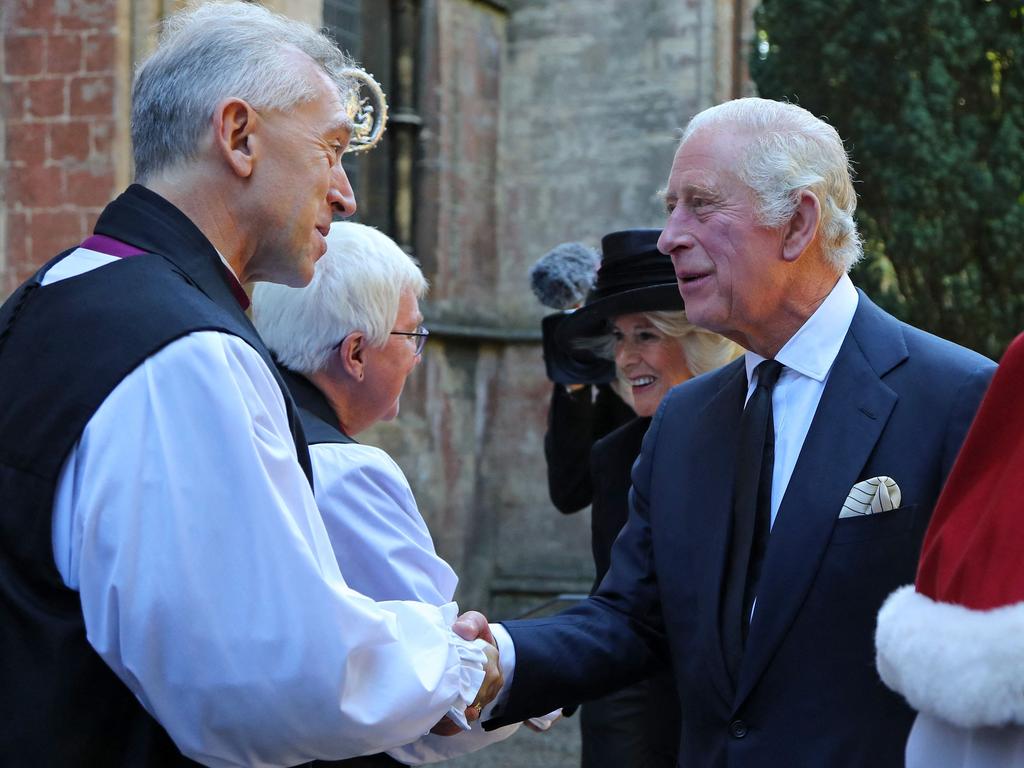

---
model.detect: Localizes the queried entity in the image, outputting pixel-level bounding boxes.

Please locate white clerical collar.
[745,272,859,383]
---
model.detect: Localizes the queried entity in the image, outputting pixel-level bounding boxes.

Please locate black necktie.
[722,358,784,681]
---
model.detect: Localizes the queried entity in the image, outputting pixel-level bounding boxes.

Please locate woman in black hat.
[544,228,740,768]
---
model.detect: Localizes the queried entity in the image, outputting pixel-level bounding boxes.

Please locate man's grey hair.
[252,222,428,375]
[682,98,863,272]
[131,1,356,181]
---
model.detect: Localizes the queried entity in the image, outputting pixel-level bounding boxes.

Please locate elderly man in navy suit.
[476,98,995,766]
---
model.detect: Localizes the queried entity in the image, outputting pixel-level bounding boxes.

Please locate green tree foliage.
[751,0,1023,358]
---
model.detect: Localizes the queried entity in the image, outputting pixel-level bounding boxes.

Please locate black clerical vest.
[278,365,356,447]
[0,185,313,766]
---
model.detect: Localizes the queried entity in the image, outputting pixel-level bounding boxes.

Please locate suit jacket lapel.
[685,359,747,705]
[734,293,907,706]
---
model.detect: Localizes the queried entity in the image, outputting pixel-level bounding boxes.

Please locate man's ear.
[339,332,367,382]
[213,98,258,179]
[782,190,821,263]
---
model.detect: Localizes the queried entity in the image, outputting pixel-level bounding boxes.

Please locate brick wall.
[2,0,123,297]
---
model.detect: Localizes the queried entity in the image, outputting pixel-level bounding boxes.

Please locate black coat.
[545,383,634,515]
[588,416,651,592]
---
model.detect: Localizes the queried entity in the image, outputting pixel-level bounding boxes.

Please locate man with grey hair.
[0,3,499,767]
[480,97,995,766]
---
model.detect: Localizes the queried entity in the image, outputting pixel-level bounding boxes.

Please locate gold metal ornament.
[340,67,388,154]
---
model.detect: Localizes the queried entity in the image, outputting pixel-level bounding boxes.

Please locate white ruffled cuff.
[438,602,487,731]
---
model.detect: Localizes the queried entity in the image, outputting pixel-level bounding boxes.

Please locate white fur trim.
[876,584,1024,728]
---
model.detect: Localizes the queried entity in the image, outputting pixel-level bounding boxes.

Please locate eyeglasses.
[391,325,430,355]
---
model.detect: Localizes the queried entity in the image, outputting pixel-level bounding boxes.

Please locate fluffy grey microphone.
[529,242,601,310]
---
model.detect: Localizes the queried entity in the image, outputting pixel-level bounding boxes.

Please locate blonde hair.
[644,310,742,376]
[579,310,741,377]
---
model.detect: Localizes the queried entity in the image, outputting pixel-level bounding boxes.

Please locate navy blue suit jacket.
[489,293,994,767]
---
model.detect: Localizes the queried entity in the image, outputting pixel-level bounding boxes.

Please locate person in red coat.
[876,332,1024,767]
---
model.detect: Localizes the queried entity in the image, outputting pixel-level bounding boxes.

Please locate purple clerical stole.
[79,234,250,310]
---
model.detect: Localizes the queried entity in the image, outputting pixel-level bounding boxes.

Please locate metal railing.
[513,592,588,620]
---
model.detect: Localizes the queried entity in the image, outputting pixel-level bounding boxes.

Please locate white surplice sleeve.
[50,331,488,768]
[310,442,459,605]
[308,442,523,764]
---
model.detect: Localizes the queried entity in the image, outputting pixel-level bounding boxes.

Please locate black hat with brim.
[542,228,684,384]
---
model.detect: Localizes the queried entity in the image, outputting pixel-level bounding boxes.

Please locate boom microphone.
[529,242,600,310]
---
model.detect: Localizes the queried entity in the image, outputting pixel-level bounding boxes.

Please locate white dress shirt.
[744,272,859,528]
[47,249,489,768]
[308,441,522,763]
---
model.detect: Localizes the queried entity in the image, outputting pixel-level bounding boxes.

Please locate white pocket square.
[839,476,902,518]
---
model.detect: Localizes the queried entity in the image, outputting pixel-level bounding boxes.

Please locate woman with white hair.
[253,222,544,765]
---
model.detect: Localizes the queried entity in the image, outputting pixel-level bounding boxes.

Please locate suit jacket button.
[729,719,748,739]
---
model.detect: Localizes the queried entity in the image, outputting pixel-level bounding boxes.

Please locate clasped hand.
[429,610,503,736]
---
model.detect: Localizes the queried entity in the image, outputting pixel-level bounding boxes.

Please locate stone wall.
[497,0,718,316]
[1,0,128,295]
[368,0,731,617]
[494,0,723,601]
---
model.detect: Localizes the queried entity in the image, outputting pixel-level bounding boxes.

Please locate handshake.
[431,610,504,736]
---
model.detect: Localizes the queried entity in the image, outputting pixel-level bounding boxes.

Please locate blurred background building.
[1,0,757,763]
